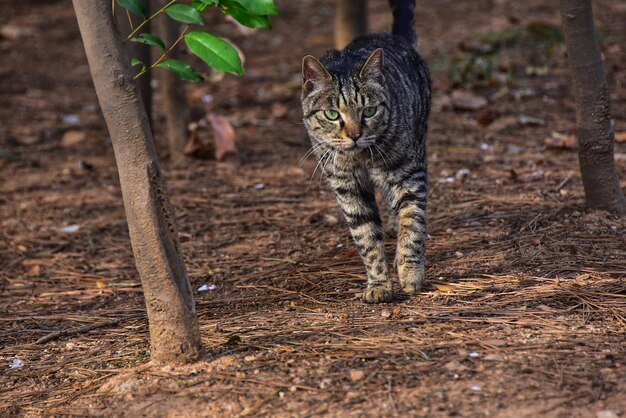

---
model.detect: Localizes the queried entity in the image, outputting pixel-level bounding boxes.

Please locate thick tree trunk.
[334,0,367,49]
[115,5,153,127]
[154,0,190,163]
[72,0,204,363]
[560,0,626,215]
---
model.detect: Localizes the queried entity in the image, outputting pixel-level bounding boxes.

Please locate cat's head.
[301,49,389,152]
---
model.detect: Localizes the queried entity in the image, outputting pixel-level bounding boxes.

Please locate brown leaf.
[271,102,289,119]
[475,108,501,127]
[183,130,212,159]
[615,132,626,143]
[487,116,518,132]
[349,370,365,382]
[451,90,487,111]
[435,284,455,292]
[545,132,576,150]
[206,112,238,161]
[61,130,87,147]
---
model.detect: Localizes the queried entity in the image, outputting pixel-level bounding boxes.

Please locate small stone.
[319,378,332,389]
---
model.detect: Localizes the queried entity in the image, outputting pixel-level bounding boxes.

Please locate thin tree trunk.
[334,0,367,49]
[115,5,152,127]
[154,0,190,163]
[560,0,626,215]
[72,0,204,364]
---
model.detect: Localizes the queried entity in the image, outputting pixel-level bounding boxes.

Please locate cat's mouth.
[338,140,374,151]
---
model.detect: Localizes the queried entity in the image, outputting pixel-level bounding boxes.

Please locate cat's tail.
[389,0,417,46]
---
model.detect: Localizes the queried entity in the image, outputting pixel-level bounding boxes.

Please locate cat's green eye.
[324,109,340,121]
[363,106,377,118]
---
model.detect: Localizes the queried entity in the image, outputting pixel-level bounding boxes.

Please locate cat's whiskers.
[320,149,336,184]
[308,148,332,190]
[299,143,324,166]
[367,146,374,163]
[374,144,391,167]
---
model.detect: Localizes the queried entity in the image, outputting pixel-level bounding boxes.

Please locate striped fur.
[301,4,431,303]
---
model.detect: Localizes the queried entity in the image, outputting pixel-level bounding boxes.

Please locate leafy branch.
[115,0,278,81]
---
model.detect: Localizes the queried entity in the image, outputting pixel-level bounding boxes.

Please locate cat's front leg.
[389,177,427,294]
[329,172,392,303]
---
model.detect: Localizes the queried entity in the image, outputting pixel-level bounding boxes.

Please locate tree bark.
[334,0,367,49]
[154,0,190,163]
[115,5,153,127]
[560,0,626,215]
[72,0,204,364]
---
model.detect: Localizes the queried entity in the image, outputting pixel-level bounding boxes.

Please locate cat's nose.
[346,129,362,141]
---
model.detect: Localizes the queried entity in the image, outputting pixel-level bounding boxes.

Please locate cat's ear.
[359,48,384,84]
[302,55,331,94]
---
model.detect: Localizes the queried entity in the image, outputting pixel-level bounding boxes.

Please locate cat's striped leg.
[389,171,427,294]
[330,173,392,303]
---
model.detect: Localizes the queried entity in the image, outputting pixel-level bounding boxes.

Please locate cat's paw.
[363,286,393,303]
[398,263,424,294]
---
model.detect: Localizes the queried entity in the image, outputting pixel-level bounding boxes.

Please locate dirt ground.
[2,0,626,416]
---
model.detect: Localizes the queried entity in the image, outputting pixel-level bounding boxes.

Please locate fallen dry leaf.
[183,129,212,159]
[62,130,87,147]
[271,102,289,119]
[206,112,238,161]
[545,132,576,150]
[450,90,487,111]
[487,116,517,132]
[434,284,455,292]
[435,282,485,292]
[349,370,365,382]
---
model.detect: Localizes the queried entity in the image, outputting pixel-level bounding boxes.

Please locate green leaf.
[224,335,242,346]
[233,0,278,16]
[115,0,147,19]
[220,0,271,29]
[192,0,218,11]
[184,31,243,76]
[156,59,204,82]
[131,58,147,73]
[130,33,166,49]
[165,4,205,25]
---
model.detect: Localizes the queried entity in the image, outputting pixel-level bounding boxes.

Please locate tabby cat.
[301,0,431,303]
